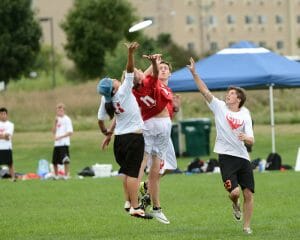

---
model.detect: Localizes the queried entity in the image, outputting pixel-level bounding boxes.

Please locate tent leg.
[269,84,276,153]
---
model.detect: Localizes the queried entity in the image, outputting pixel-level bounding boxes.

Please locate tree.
[156,33,198,70]
[0,0,41,85]
[61,0,138,80]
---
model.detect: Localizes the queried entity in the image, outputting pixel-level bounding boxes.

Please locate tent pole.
[269,84,276,153]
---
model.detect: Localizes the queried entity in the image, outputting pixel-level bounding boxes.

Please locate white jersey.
[97,96,109,120]
[112,72,144,135]
[0,120,14,150]
[54,115,73,146]
[208,97,254,160]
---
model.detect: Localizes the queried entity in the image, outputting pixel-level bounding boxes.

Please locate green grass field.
[1,125,299,239]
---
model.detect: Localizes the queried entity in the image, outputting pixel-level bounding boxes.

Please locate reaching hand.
[124,42,139,53]
[186,57,195,74]
[101,135,112,150]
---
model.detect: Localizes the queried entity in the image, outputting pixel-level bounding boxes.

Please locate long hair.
[105,102,115,120]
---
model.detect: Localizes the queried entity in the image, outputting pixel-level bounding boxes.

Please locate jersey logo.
[140,95,156,108]
[114,102,125,114]
[226,114,244,130]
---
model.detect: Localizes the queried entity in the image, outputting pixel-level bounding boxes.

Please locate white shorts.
[143,117,172,161]
[146,138,177,175]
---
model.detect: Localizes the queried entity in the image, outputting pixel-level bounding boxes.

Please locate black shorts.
[218,154,255,193]
[52,146,70,165]
[0,149,13,166]
[114,133,144,178]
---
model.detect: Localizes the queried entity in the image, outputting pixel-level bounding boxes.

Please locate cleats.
[124,201,131,212]
[139,181,147,196]
[243,227,253,234]
[140,193,151,211]
[150,208,170,224]
[232,201,242,221]
[129,207,153,219]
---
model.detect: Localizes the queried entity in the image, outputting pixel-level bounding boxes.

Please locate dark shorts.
[218,154,255,193]
[114,133,144,178]
[0,149,13,166]
[52,146,70,165]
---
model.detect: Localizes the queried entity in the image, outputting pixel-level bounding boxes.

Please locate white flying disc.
[129,20,153,32]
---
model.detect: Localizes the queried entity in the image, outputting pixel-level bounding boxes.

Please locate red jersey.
[133,75,173,121]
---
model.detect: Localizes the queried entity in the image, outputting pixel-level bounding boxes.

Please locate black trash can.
[180,118,211,157]
[171,123,180,157]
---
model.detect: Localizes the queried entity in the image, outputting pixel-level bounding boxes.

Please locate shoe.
[129,207,153,219]
[139,181,147,196]
[243,227,253,234]
[140,193,151,210]
[232,201,242,221]
[124,201,131,212]
[150,208,170,224]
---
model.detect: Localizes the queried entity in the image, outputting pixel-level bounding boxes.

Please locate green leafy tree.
[61,0,138,80]
[0,0,41,85]
[103,35,168,79]
[156,33,198,70]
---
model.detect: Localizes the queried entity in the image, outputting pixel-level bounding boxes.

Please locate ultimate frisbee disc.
[129,20,153,32]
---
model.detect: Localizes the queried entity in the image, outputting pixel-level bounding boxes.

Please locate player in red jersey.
[133,56,175,224]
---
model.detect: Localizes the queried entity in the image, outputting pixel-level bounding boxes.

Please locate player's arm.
[101,118,115,150]
[143,54,161,76]
[187,57,213,103]
[173,94,181,113]
[125,42,139,73]
[0,132,10,140]
[238,133,254,146]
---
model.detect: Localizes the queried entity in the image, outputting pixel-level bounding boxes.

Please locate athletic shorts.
[0,149,13,166]
[143,117,172,162]
[114,133,144,178]
[147,138,177,174]
[218,154,255,193]
[52,146,70,165]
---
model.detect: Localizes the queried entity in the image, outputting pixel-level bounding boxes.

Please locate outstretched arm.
[142,54,159,79]
[125,42,139,73]
[187,57,213,103]
[143,54,161,77]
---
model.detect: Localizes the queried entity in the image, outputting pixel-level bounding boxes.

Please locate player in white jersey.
[52,103,73,179]
[187,58,255,235]
[98,42,151,219]
[0,107,16,181]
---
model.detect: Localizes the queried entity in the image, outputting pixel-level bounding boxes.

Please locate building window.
[210,42,218,51]
[297,15,300,24]
[259,41,266,48]
[275,15,283,24]
[208,15,217,26]
[258,15,267,24]
[245,15,253,24]
[227,15,236,24]
[187,42,195,51]
[276,41,284,49]
[186,15,195,25]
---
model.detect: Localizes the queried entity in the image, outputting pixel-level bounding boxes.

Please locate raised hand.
[186,57,196,74]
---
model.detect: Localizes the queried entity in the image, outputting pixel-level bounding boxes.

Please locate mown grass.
[1,125,299,239]
[1,167,299,239]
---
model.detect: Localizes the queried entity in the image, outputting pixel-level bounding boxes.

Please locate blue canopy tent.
[169,41,300,153]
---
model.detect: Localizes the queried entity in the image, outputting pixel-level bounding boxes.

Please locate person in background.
[52,103,73,180]
[187,57,255,234]
[0,107,16,181]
